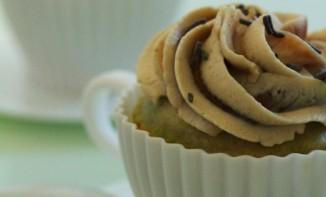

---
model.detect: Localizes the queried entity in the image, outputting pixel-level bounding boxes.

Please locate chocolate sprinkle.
[286,64,302,72]
[315,68,326,81]
[263,16,273,35]
[263,15,285,38]
[307,42,322,54]
[190,41,203,68]
[256,12,262,18]
[242,9,249,16]
[236,4,249,15]
[239,18,252,26]
[190,41,209,68]
[187,93,194,103]
[274,53,279,58]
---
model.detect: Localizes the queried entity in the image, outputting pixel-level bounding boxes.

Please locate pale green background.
[0,116,126,189]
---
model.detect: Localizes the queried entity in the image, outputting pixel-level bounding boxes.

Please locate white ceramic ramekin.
[83,71,326,197]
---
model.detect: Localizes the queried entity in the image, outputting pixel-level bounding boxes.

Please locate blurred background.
[0,0,325,196]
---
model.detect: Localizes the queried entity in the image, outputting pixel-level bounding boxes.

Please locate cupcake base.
[115,87,326,197]
[132,96,326,157]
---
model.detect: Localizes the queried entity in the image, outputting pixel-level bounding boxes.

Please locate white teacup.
[2,0,181,100]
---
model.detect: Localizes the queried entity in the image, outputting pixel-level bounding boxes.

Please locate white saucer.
[0,186,112,197]
[104,181,133,197]
[0,18,81,123]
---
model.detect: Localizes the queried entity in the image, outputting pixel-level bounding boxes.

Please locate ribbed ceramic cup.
[83,70,326,197]
[2,0,181,99]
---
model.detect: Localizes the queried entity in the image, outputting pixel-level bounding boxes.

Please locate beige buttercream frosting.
[137,4,326,146]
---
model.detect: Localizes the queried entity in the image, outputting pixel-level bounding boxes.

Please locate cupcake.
[114,3,326,197]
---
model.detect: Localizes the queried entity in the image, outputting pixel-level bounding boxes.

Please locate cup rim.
[115,85,326,160]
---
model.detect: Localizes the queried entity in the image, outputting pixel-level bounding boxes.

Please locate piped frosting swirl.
[137,4,326,146]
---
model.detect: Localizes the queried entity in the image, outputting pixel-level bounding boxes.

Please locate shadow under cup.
[2,0,180,99]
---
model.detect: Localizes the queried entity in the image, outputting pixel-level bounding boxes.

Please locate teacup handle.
[83,70,136,158]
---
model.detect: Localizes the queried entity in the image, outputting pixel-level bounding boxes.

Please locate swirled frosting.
[137,4,326,146]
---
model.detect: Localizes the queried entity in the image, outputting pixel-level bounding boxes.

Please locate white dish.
[105,181,133,197]
[0,21,81,123]
[0,186,112,197]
